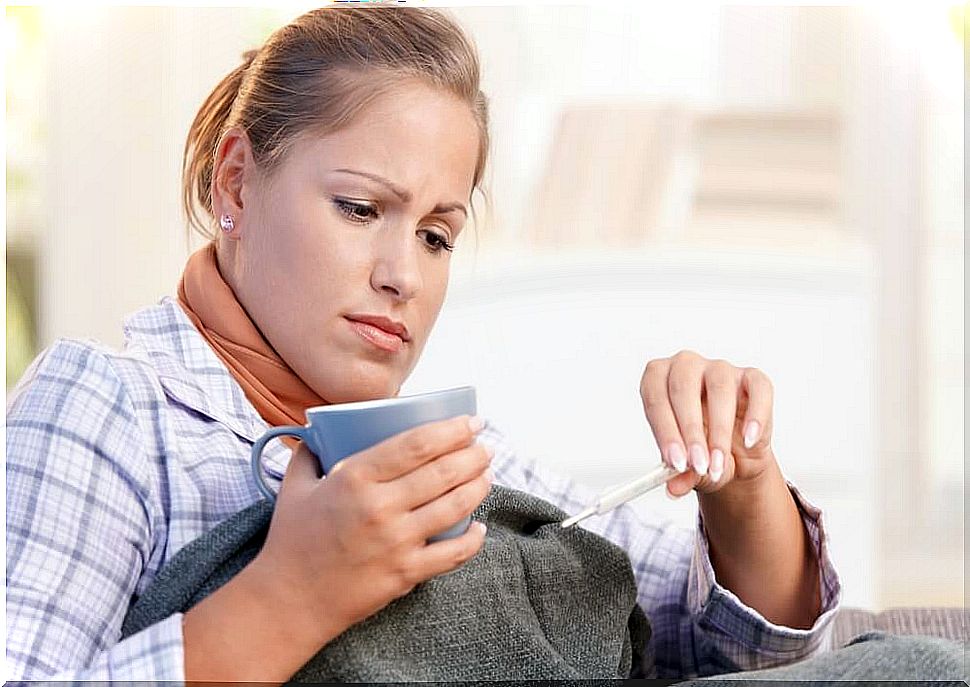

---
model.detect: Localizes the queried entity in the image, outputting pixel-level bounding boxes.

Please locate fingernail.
[481,442,495,460]
[666,485,683,500]
[469,415,485,433]
[484,467,494,483]
[476,521,488,536]
[690,443,708,476]
[668,443,688,473]
[710,449,724,482]
[743,421,761,449]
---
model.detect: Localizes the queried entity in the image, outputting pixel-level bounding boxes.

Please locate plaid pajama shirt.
[6,297,841,681]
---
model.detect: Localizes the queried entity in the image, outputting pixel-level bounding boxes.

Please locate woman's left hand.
[639,350,776,498]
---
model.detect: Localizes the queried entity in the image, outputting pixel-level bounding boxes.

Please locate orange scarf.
[176,242,328,431]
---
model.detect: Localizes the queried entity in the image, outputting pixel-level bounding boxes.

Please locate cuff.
[94,612,186,681]
[688,479,844,658]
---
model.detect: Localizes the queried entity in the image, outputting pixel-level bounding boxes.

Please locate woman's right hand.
[249,414,493,647]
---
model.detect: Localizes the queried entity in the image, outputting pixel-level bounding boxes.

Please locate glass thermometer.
[560,463,681,529]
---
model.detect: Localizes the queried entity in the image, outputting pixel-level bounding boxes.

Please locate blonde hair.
[182,7,490,240]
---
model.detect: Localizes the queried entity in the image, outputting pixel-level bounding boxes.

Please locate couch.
[833,606,969,646]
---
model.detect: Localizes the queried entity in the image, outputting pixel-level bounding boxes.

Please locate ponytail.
[181,49,258,238]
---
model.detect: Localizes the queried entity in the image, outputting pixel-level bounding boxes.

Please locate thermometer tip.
[561,506,596,529]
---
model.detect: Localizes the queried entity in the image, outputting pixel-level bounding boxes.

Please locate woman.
[6,6,962,684]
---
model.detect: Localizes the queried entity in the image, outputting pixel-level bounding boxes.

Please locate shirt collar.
[122,297,289,478]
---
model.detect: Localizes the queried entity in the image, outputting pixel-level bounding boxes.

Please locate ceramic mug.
[250,385,477,542]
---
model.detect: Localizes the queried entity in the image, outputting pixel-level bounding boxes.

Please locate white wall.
[40,6,248,349]
[451,5,720,248]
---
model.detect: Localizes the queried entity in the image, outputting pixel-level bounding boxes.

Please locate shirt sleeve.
[5,340,186,682]
[478,419,843,679]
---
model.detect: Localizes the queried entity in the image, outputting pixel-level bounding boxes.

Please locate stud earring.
[219,213,235,233]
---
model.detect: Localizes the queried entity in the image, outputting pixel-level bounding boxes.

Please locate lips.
[345,315,411,354]
[345,314,411,342]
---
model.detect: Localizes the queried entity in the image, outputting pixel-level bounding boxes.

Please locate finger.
[667,352,709,476]
[408,521,488,580]
[739,368,773,450]
[640,358,689,474]
[355,414,484,483]
[279,441,322,497]
[703,361,741,484]
[405,469,492,542]
[665,468,700,498]
[392,440,494,510]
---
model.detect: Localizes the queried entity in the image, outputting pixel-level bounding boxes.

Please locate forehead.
[283,82,480,192]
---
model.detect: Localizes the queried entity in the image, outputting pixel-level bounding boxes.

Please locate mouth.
[345,317,408,354]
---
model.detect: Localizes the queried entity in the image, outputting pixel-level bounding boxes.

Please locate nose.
[370,226,424,302]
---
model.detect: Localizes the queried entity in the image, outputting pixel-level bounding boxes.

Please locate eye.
[333,198,378,223]
[333,197,454,255]
[420,229,455,255]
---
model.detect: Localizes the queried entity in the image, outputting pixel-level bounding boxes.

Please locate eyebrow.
[333,168,468,218]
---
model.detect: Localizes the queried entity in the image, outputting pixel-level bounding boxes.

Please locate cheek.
[260,213,347,282]
[416,271,450,336]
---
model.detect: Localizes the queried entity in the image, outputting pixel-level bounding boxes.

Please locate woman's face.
[212,81,480,403]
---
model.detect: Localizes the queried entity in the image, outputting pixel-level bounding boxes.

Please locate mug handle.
[251,425,308,501]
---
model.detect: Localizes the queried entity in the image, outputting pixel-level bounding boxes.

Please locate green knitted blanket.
[121,484,651,682]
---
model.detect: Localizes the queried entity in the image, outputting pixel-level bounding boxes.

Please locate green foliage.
[6,268,36,390]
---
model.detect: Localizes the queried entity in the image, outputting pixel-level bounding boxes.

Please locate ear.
[210,127,255,226]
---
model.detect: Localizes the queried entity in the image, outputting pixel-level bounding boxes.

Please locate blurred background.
[5,3,964,612]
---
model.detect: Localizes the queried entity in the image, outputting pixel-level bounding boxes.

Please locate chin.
[319,365,403,404]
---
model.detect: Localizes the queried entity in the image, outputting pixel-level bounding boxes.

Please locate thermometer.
[560,463,681,529]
